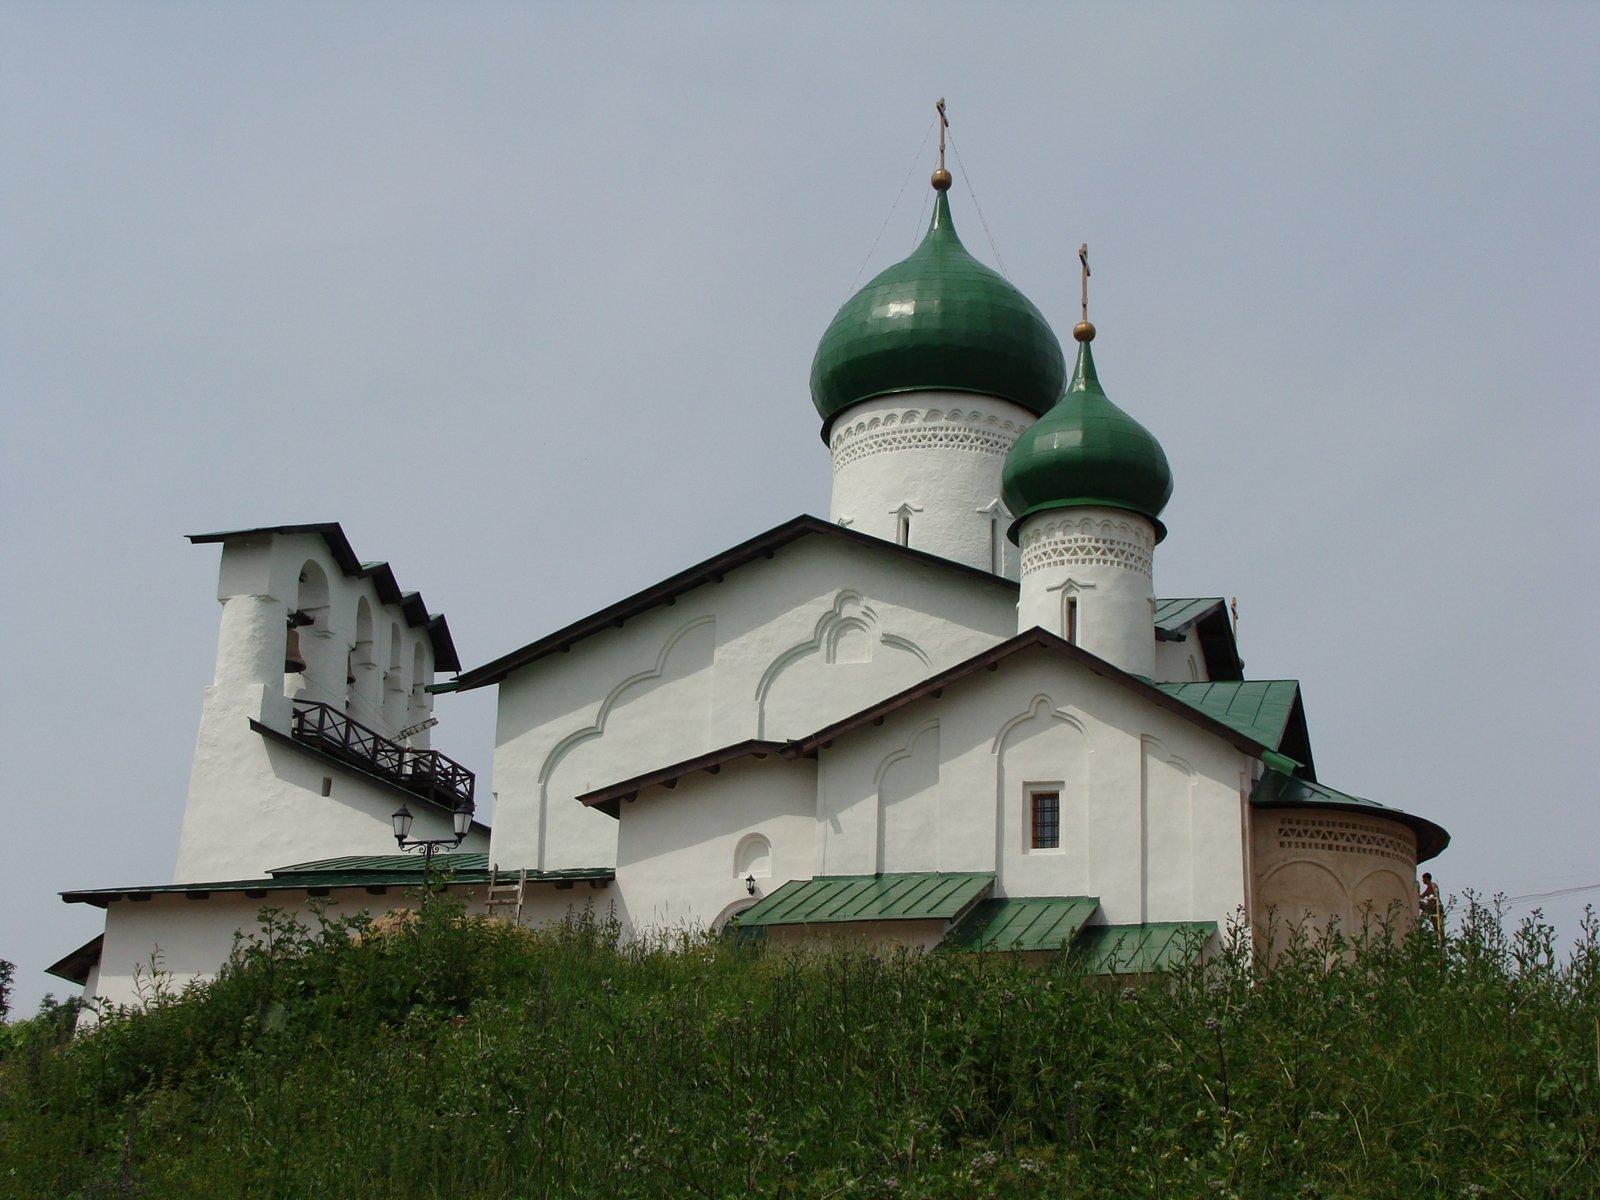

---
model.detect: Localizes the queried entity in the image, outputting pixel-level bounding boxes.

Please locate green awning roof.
[944,896,1099,952]
[1156,680,1299,751]
[62,854,614,908]
[737,873,994,928]
[1071,922,1216,974]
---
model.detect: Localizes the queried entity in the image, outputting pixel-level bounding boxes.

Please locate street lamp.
[392,801,474,882]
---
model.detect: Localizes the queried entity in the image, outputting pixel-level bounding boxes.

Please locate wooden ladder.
[483,865,528,926]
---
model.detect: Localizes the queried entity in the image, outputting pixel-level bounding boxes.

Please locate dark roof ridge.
[188,522,460,671]
[452,514,1017,691]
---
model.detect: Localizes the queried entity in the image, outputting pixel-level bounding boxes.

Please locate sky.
[3,3,1597,1012]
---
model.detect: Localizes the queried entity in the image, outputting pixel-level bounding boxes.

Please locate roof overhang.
[44,934,104,986]
[188,523,460,672]
[1251,768,1449,862]
[578,740,793,818]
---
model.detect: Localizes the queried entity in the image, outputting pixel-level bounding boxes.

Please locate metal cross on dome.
[1079,243,1090,324]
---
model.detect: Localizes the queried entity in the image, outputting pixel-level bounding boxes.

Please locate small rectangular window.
[1064,596,1078,645]
[897,511,911,546]
[1030,790,1060,849]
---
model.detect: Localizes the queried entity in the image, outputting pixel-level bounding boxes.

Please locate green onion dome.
[810,190,1066,437]
[1001,335,1174,542]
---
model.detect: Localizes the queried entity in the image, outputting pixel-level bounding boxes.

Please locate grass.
[1,896,1596,1199]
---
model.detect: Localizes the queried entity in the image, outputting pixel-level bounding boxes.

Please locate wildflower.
[1121,987,1136,1001]
[1204,1016,1221,1031]
[1155,1060,1173,1075]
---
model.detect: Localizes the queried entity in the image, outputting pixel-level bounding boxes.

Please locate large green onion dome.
[1001,332,1174,542]
[810,189,1066,437]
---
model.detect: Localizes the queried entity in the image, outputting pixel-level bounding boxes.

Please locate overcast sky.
[3,3,1597,1011]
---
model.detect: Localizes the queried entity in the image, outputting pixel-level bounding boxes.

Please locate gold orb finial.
[1074,320,1096,342]
[931,167,952,191]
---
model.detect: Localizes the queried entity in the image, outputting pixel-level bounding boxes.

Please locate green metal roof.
[1071,922,1216,974]
[1001,338,1174,541]
[944,896,1099,952]
[62,855,614,908]
[1153,598,1223,635]
[1157,680,1300,752]
[737,872,994,928]
[810,190,1065,434]
[1251,768,1450,862]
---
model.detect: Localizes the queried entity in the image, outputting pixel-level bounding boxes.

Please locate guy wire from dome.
[809,101,1066,441]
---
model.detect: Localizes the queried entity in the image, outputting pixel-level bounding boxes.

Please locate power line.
[1501,881,1600,906]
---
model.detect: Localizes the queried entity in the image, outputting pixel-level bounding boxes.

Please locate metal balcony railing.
[290,699,475,812]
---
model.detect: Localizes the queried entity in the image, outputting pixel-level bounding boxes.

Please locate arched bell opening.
[284,561,331,700]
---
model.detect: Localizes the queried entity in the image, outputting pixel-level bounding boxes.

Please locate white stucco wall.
[489,531,1017,873]
[612,755,818,937]
[811,644,1253,926]
[828,391,1034,578]
[85,880,611,1010]
[1016,507,1158,677]
[1151,634,1208,683]
[174,531,469,883]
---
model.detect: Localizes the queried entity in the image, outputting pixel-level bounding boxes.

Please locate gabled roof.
[737,872,994,927]
[1152,598,1243,681]
[451,515,1016,691]
[62,853,612,907]
[1154,680,1314,776]
[792,628,1284,760]
[450,511,1247,693]
[582,630,1306,821]
[188,523,460,672]
[1252,768,1449,862]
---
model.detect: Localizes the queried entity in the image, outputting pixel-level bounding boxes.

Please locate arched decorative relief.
[990,695,1087,755]
[878,633,931,666]
[1351,868,1414,921]
[873,719,941,793]
[829,405,1028,472]
[1260,859,1350,908]
[538,615,717,787]
[754,592,930,737]
[876,720,941,874]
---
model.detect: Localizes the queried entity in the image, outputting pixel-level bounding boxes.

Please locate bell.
[284,628,307,674]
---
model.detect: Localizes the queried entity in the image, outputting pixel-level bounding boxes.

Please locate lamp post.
[391,802,474,889]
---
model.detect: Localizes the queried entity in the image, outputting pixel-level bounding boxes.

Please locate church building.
[50,139,1448,1006]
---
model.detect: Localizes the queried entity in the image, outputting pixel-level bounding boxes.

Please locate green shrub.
[0,896,1595,1198]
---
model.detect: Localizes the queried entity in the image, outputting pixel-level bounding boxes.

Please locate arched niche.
[734,833,772,879]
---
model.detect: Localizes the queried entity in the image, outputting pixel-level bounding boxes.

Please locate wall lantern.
[745,874,757,896]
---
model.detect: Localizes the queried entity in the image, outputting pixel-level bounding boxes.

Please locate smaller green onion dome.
[810,190,1066,437]
[1001,336,1174,542]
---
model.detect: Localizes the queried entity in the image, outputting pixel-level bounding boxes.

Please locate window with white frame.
[1028,786,1062,850]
